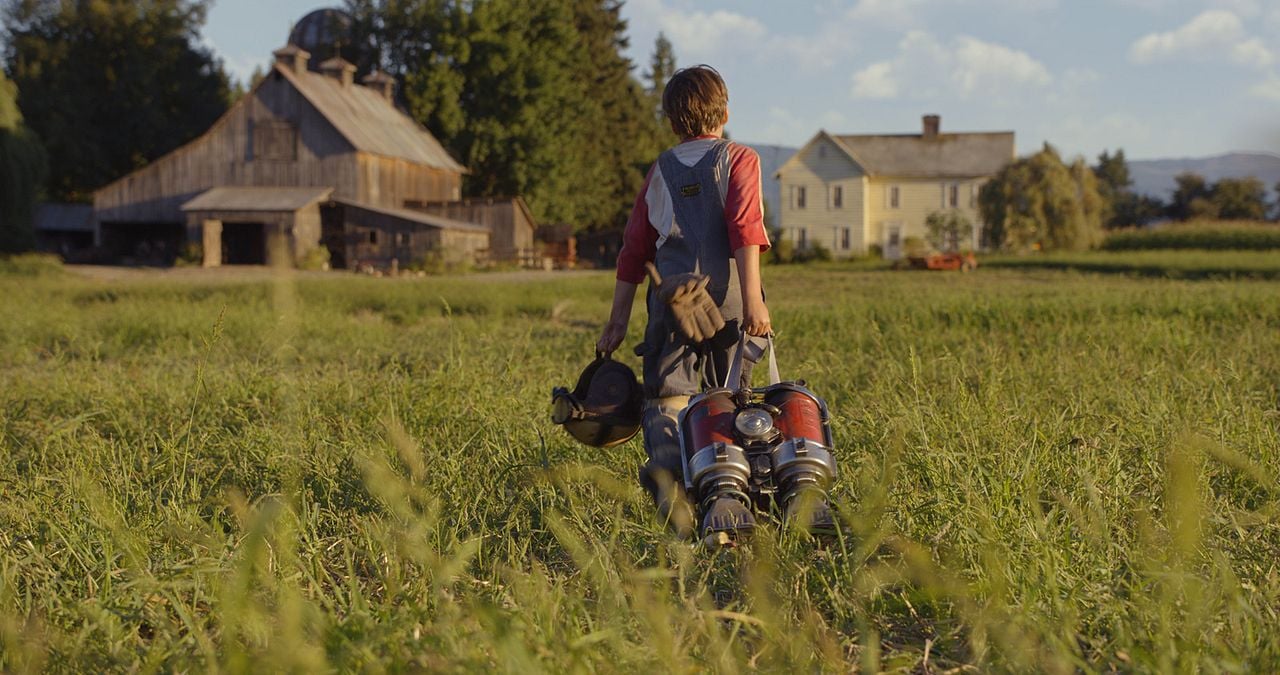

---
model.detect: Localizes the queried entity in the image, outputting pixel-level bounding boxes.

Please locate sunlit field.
[2,263,1278,672]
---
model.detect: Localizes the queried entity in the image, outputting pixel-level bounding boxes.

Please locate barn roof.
[181,186,334,212]
[830,131,1014,178]
[274,63,465,172]
[334,198,490,232]
[34,203,95,232]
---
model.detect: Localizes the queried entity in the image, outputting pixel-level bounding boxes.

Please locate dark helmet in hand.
[551,353,642,448]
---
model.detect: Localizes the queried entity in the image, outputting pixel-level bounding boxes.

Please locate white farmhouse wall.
[776,136,867,257]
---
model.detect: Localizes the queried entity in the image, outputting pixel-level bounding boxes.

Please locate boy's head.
[662,65,728,139]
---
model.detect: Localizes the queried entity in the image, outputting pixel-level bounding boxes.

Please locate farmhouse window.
[840,227,851,250]
[797,186,807,209]
[949,184,959,207]
[251,119,297,161]
[832,185,843,209]
[889,186,900,209]
[797,228,808,249]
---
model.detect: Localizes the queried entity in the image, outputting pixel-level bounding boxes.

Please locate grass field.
[2,263,1279,672]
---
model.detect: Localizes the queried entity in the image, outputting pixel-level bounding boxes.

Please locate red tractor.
[906,251,977,271]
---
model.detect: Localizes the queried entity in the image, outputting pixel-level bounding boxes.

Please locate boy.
[596,65,771,539]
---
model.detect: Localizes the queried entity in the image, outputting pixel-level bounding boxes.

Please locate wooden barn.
[91,44,535,269]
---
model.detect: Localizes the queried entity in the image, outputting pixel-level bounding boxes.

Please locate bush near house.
[1101,220,1280,251]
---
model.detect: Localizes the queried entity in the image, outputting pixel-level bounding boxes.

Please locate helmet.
[551,353,642,448]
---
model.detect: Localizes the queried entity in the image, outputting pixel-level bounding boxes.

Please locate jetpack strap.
[724,331,781,389]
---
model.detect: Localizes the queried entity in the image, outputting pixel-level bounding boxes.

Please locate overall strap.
[724,332,780,389]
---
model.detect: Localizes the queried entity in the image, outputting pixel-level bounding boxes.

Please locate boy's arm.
[725,144,771,337]
[597,281,638,354]
[735,245,771,336]
[598,164,658,355]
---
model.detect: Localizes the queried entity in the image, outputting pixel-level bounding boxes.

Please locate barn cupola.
[272,44,310,74]
[319,56,357,88]
[922,114,941,140]
[362,70,396,102]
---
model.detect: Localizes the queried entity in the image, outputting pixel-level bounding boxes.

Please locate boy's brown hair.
[662,65,728,139]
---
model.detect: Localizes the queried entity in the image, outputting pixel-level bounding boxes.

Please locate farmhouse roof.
[181,186,334,212]
[830,131,1015,178]
[333,198,490,232]
[274,63,465,172]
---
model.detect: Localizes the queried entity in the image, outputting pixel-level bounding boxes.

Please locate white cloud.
[952,36,1052,94]
[1130,10,1274,68]
[1211,0,1261,18]
[850,31,1051,101]
[851,62,899,99]
[655,8,767,59]
[1249,75,1280,101]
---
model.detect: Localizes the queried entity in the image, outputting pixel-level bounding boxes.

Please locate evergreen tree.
[978,143,1104,252]
[3,0,230,202]
[644,32,677,147]
[0,68,46,252]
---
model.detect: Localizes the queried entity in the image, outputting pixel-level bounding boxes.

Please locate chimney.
[272,44,310,74]
[362,70,396,102]
[318,56,357,88]
[922,114,940,140]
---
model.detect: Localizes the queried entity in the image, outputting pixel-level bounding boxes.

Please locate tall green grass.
[1,267,1278,671]
[982,249,1280,279]
[1102,220,1280,251]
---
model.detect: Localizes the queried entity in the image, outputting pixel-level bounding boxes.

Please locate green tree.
[0,68,46,252]
[644,31,677,147]
[1167,172,1213,221]
[1093,148,1138,228]
[924,210,973,252]
[978,143,1104,252]
[1209,177,1268,221]
[3,0,231,202]
[356,0,662,231]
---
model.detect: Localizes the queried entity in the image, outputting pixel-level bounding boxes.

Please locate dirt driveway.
[66,265,603,284]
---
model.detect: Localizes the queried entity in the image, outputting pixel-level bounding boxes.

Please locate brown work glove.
[647,263,725,344]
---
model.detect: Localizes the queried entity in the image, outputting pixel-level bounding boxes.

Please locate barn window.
[395,231,412,247]
[368,230,378,245]
[251,119,297,161]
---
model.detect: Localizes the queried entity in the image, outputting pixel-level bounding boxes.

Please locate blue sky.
[203,0,1280,161]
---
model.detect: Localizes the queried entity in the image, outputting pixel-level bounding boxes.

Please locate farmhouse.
[91,43,534,269]
[775,116,1014,258]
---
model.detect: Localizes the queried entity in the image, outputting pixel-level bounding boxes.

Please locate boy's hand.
[597,320,627,355]
[743,298,771,337]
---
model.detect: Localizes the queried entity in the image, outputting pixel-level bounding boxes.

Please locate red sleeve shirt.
[615,141,770,284]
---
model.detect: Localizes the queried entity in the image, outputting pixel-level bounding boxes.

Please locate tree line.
[978,145,1280,252]
[1,0,680,252]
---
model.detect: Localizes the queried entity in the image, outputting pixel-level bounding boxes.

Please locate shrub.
[296,246,331,271]
[174,242,203,267]
[0,252,63,276]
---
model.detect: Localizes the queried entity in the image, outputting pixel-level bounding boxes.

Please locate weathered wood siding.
[776,136,867,257]
[93,70,462,226]
[94,70,361,224]
[415,198,535,259]
[357,154,461,210]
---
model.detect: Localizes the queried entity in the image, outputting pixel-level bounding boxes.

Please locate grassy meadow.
[2,261,1279,672]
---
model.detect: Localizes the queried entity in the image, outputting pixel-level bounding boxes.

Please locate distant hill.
[1128,152,1280,200]
[745,143,797,229]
